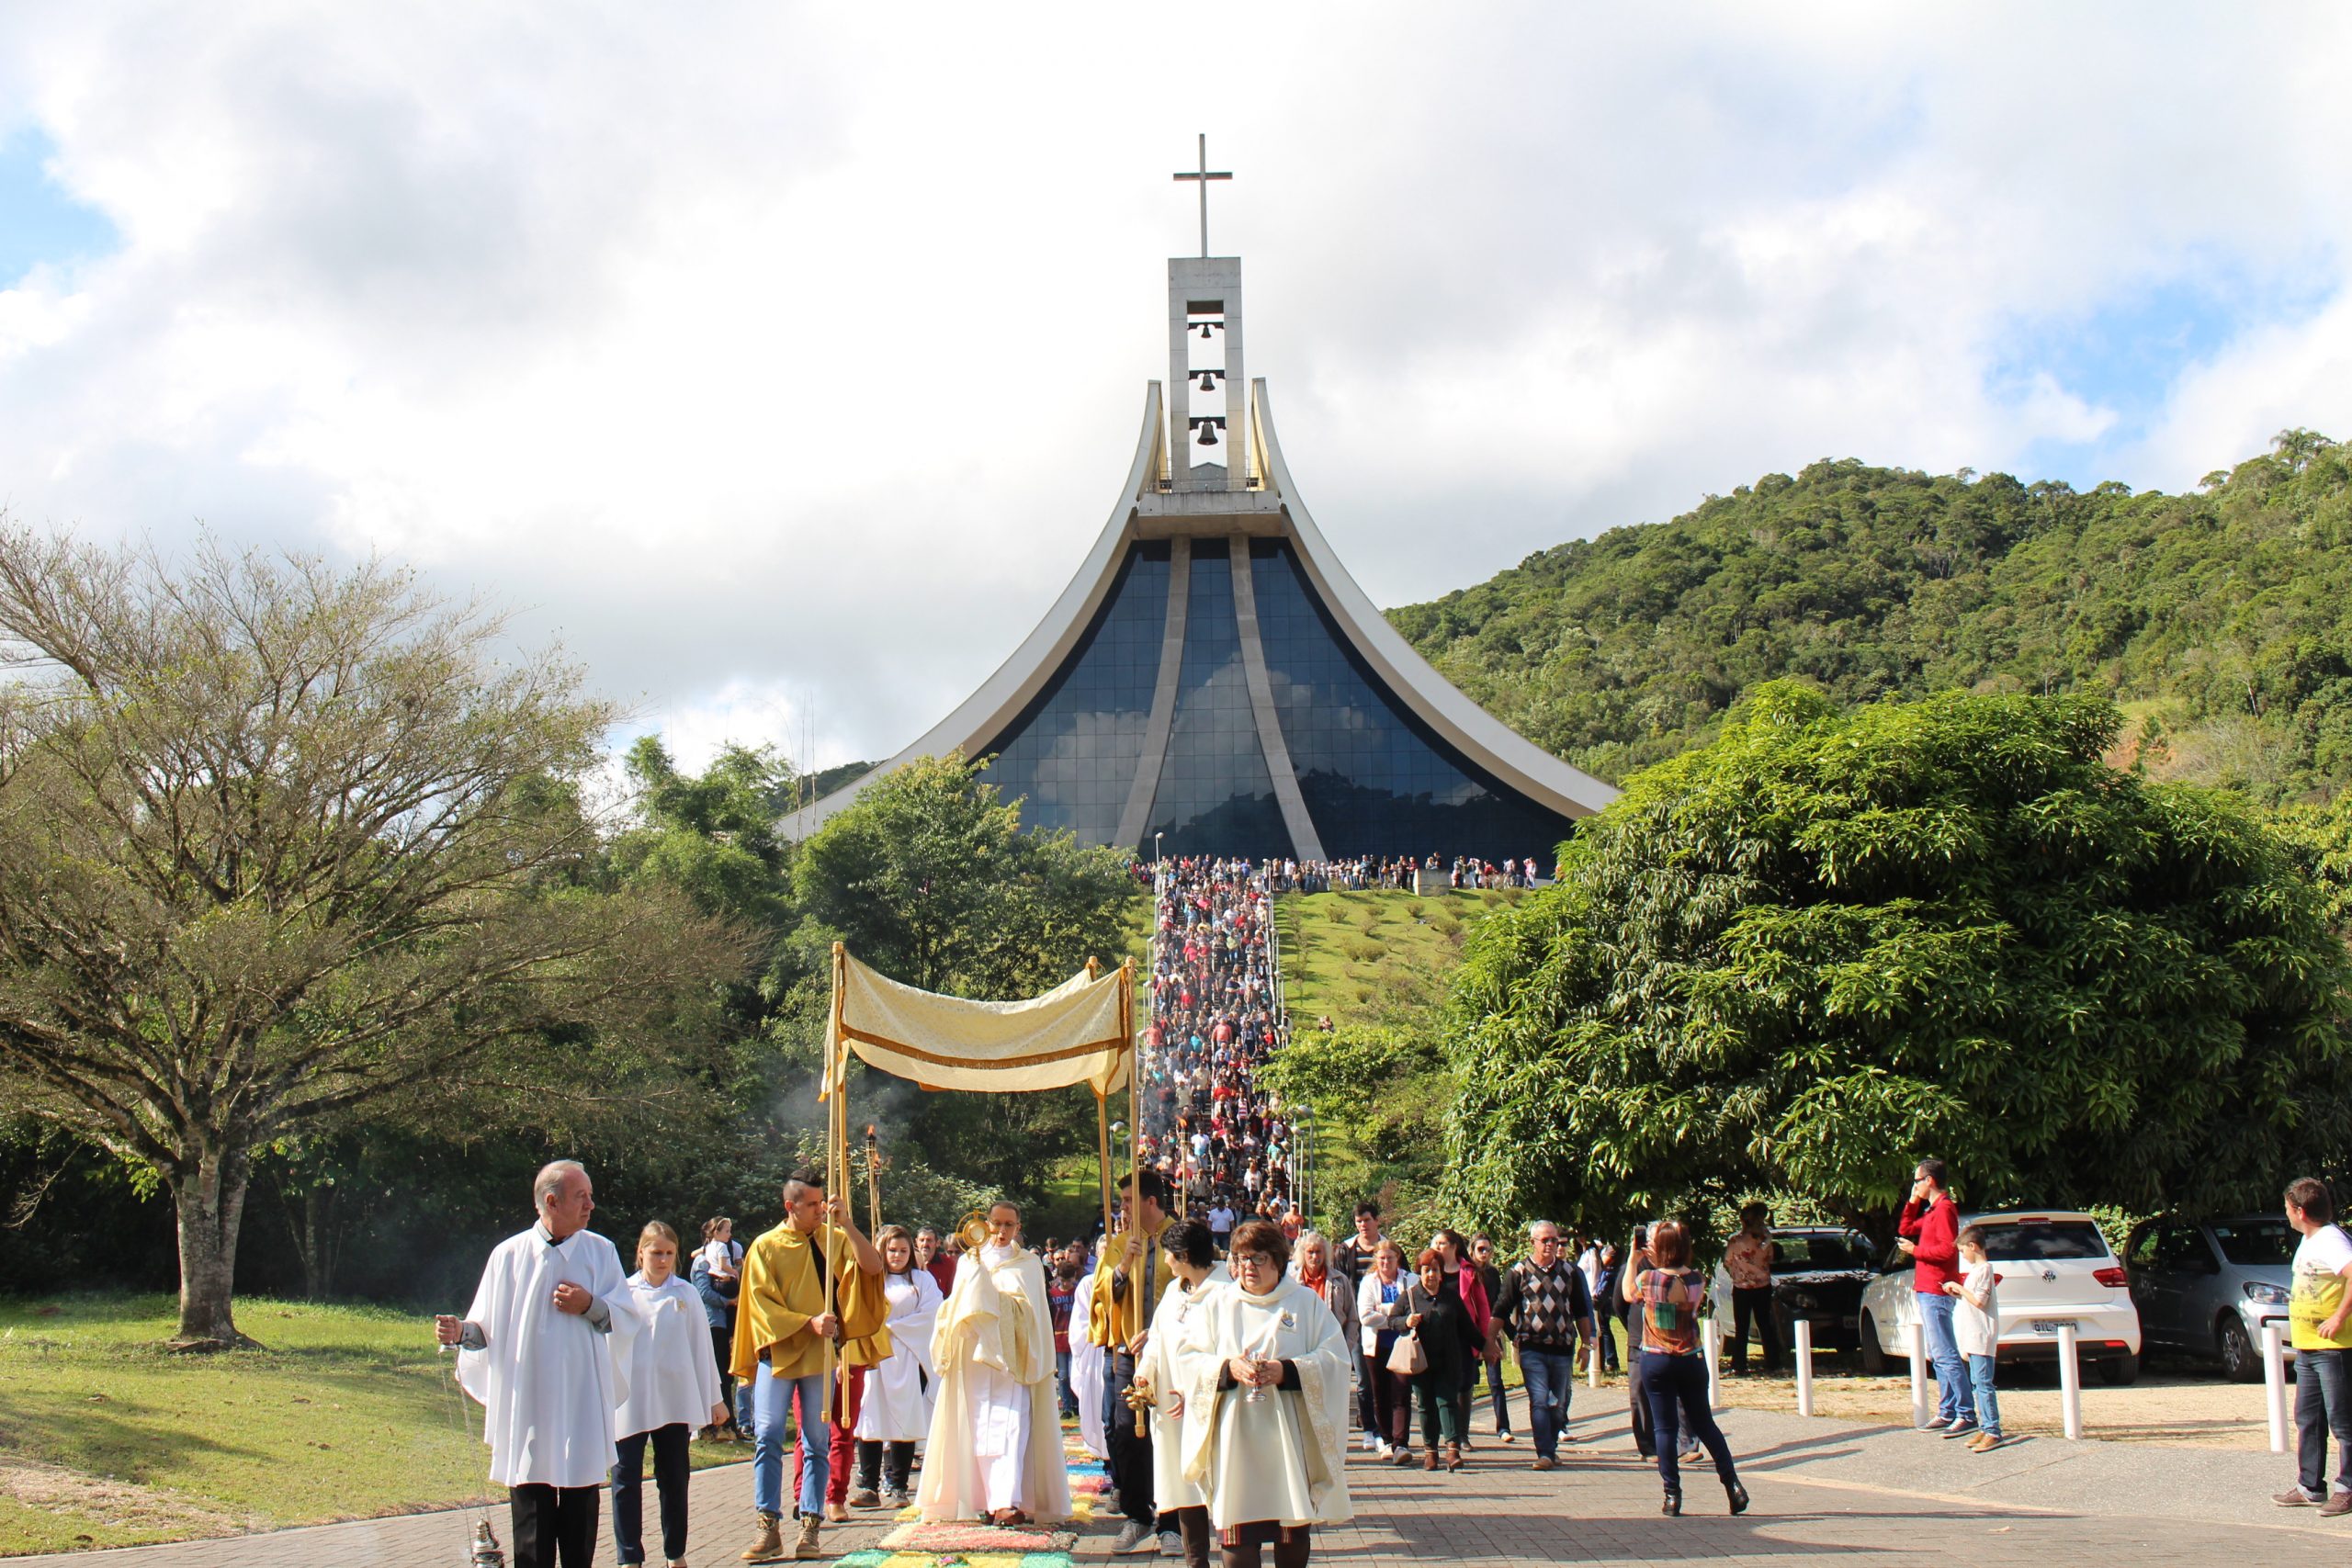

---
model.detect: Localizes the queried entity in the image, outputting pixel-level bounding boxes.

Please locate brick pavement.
[11,1400,2345,1566]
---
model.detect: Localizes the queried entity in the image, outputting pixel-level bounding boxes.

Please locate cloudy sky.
[3,4,2347,774]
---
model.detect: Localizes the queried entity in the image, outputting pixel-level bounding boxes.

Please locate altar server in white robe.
[612,1223,726,1568]
[1133,1218,1227,1568]
[1180,1218,1352,1568]
[437,1161,644,1568]
[850,1224,944,1508]
[1070,1265,1109,1461]
[918,1201,1072,1526]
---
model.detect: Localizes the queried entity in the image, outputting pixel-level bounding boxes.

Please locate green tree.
[783,753,1143,1200]
[1442,682,2352,1245]
[0,531,742,1345]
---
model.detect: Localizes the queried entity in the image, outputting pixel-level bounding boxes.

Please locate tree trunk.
[172,1144,256,1348]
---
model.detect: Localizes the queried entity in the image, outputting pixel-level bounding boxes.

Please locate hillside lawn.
[0,1294,742,1558]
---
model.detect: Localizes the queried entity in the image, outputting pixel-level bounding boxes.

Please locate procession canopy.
[822,949,1132,1098]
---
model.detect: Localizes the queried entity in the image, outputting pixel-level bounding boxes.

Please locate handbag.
[1386,1332,1427,1376]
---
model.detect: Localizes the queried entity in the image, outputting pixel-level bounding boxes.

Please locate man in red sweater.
[1897,1157,1972,1433]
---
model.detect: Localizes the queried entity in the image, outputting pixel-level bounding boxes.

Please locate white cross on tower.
[1172,133,1232,259]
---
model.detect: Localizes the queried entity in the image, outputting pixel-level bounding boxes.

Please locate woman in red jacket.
[1897,1157,1970,1433]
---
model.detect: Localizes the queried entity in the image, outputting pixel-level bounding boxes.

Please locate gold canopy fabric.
[823,951,1132,1097]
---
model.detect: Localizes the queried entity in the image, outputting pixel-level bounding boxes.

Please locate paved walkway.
[9,1400,2342,1566]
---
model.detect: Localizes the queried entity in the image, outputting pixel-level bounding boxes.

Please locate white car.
[1856,1209,2143,1384]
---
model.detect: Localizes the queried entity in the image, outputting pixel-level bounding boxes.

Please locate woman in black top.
[1401,1248,1479,1472]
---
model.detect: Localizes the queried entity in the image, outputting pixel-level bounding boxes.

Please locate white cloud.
[0,2,2346,768]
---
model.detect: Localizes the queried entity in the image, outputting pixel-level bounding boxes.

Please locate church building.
[786,152,1616,861]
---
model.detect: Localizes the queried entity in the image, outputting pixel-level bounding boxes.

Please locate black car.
[1713,1225,1877,1352]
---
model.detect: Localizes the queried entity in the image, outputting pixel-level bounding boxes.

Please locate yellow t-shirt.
[2290,1224,2352,1352]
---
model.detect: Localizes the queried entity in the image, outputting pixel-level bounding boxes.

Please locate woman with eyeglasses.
[1467,1235,1512,1445]
[1429,1230,1492,1450]
[1178,1218,1352,1568]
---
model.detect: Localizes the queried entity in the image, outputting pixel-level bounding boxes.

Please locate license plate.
[2030,1319,2068,1335]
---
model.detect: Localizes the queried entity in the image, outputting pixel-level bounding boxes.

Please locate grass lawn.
[1272,886,1515,1030]
[0,1294,743,1557]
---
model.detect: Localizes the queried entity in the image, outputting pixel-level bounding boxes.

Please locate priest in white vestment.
[1133,1218,1227,1568]
[1180,1219,1352,1568]
[918,1201,1072,1526]
[438,1160,644,1568]
[1069,1266,1109,1461]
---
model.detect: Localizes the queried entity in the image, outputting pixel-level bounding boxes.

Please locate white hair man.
[437,1160,643,1568]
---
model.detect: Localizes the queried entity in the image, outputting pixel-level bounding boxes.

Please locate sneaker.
[2324,1493,2352,1518]
[1375,1439,1394,1457]
[1917,1414,1955,1431]
[1113,1521,1155,1554]
[1532,1456,1557,1472]
[1939,1418,1979,1439]
[2276,1487,2323,1507]
[881,1489,911,1508]
[1159,1531,1183,1555]
[846,1488,881,1509]
[1499,1431,1517,1444]
[1361,1431,1380,1453]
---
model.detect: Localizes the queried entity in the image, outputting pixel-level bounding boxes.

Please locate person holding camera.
[1897,1158,1969,1434]
[1622,1220,1747,1517]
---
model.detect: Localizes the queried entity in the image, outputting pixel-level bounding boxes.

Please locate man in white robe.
[918,1201,1072,1525]
[437,1160,644,1568]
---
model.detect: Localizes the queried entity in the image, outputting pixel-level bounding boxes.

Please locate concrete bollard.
[1794,1319,1815,1417]
[1704,1317,1723,1408]
[2056,1322,2083,1439]
[1905,1320,1928,1427]
[2265,1322,2290,1455]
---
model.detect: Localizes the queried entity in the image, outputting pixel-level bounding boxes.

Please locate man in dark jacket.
[1491,1221,1598,1471]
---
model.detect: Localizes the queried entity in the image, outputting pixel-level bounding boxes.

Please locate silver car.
[2122,1215,2293,1382]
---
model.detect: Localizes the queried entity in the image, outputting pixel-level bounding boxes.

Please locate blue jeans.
[1484,1353,1511,1435]
[752,1363,830,1517]
[1916,1292,1967,1422]
[1518,1347,1575,1461]
[1638,1351,1737,1496]
[1966,1353,2000,1438]
[2297,1346,2352,1498]
[1057,1347,1076,1416]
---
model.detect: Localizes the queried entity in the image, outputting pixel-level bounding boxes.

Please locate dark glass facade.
[975,544,1167,842]
[978,537,1577,863]
[1140,550,1286,855]
[1250,540,1576,861]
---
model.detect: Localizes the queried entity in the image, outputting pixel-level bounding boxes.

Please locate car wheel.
[1858,1313,1889,1376]
[2219,1318,2261,1383]
[2097,1351,2140,1386]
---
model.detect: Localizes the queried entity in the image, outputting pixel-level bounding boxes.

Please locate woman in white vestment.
[614,1223,726,1568]
[1070,1264,1110,1461]
[850,1224,944,1509]
[1180,1218,1352,1568]
[1134,1218,1227,1568]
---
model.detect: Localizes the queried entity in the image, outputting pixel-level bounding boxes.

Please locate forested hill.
[1389,430,2352,801]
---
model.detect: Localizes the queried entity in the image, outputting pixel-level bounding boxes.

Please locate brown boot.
[1422,1448,1439,1471]
[741,1512,784,1563]
[793,1514,824,1560]
[1446,1441,1464,1472]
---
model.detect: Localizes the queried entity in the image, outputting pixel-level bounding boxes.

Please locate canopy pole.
[1123,954,1140,1351]
[1095,1089,1114,1247]
[824,941,845,1400]
[865,1123,881,1235]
